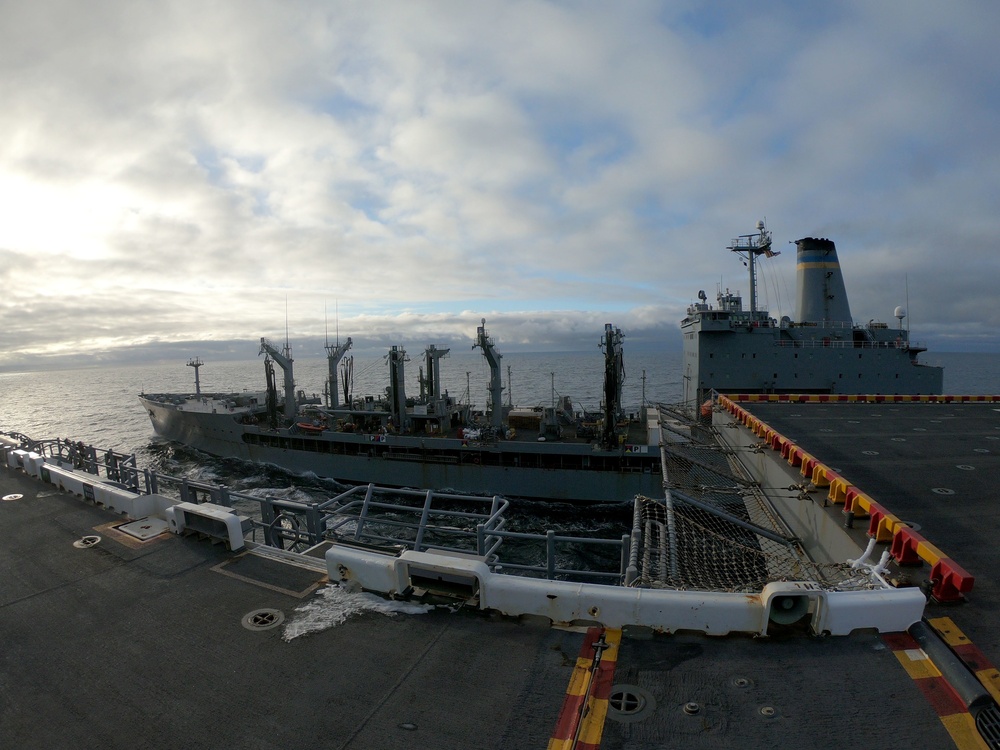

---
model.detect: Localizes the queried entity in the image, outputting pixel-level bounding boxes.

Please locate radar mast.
[727,220,777,313]
[186,357,203,396]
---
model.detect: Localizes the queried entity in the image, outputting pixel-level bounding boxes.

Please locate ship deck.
[732,399,1000,653]
[144,391,653,448]
[4,400,1000,748]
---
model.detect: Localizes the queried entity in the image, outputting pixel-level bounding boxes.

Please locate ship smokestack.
[795,237,853,325]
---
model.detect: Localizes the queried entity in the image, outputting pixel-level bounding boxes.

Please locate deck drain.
[932,488,956,495]
[891,438,906,442]
[607,684,656,723]
[957,465,976,471]
[974,448,991,453]
[241,608,285,631]
[975,702,1000,749]
[731,676,753,688]
[73,535,102,549]
[759,706,778,719]
[862,450,880,455]
[2,494,23,501]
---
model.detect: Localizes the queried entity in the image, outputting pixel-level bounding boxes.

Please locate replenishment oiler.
[140,222,943,503]
[140,320,662,503]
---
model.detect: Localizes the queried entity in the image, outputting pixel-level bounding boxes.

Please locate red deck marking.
[930,617,1000,706]
[884,631,989,750]
[548,627,621,750]
[912,674,972,717]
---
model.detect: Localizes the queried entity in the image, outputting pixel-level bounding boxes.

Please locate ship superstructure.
[681,221,943,407]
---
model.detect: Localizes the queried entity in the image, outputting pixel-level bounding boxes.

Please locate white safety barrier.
[166,502,251,551]
[0,435,19,463]
[39,463,94,499]
[326,545,926,636]
[8,449,43,475]
[34,462,178,520]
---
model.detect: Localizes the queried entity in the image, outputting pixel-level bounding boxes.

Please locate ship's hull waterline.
[140,396,663,503]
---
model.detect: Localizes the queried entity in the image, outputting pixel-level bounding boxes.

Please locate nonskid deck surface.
[0,466,969,749]
[737,400,1000,654]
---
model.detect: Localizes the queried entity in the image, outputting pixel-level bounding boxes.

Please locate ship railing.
[318,485,628,583]
[319,484,508,558]
[27,438,140,487]
[774,338,922,350]
[9,432,630,584]
[475,528,629,583]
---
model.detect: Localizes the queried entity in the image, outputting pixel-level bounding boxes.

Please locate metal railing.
[9,433,630,584]
[774,338,924,350]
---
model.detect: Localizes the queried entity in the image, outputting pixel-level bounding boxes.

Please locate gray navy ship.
[682,221,943,407]
[140,321,664,503]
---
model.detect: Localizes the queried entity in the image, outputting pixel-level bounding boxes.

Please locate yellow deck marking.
[940,713,991,750]
[929,617,1000,705]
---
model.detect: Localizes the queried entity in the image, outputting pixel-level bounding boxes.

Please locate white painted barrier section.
[325,543,926,636]
[9,449,28,469]
[818,587,926,635]
[22,452,44,477]
[36,461,179,520]
[92,484,135,514]
[482,574,767,635]
[91,485,178,519]
[0,435,19,462]
[326,544,402,594]
[41,463,89,496]
[166,502,249,551]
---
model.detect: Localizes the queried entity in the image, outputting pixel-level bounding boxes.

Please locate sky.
[1,0,999,371]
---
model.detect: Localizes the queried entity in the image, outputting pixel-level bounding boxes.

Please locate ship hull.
[140,396,662,503]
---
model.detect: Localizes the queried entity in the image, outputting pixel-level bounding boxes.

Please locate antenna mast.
[727,219,777,313]
[187,357,203,396]
[283,297,291,359]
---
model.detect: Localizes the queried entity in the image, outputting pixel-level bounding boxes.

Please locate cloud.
[1,0,998,373]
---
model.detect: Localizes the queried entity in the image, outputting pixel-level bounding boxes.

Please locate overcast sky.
[1,0,998,371]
